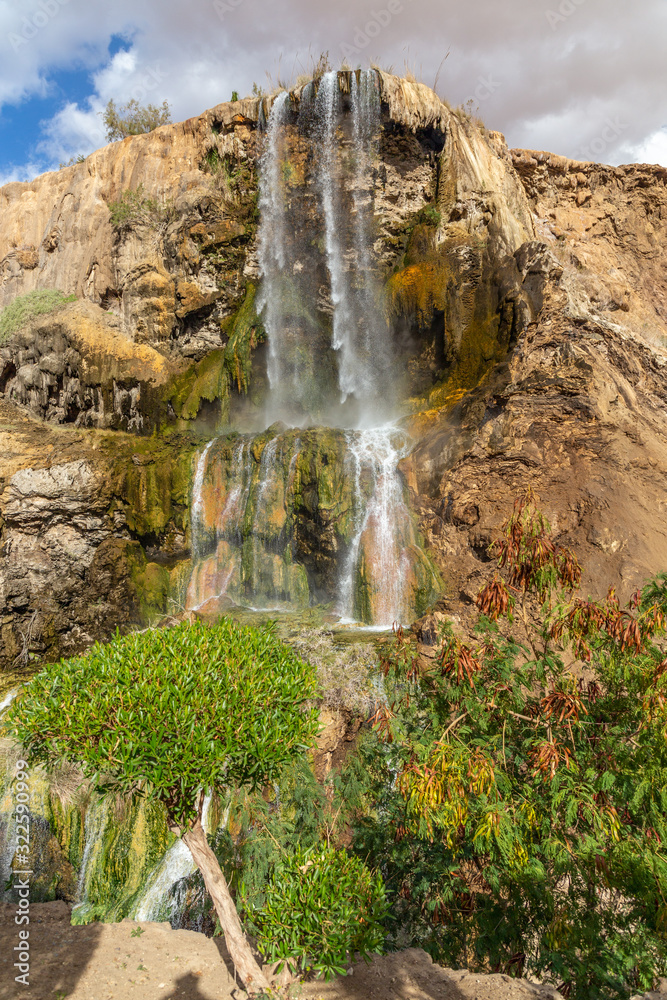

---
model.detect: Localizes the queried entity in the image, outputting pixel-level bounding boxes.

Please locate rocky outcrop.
[0,300,175,429]
[0,72,666,666]
[407,180,667,607]
[0,73,536,429]
[0,97,261,310]
[510,150,667,344]
[0,400,198,668]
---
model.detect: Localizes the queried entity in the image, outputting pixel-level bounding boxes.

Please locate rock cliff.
[0,71,666,669]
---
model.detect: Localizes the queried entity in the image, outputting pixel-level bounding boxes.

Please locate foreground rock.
[0,902,564,1000]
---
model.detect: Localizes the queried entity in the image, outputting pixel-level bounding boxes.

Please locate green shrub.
[415,204,441,227]
[107,184,174,231]
[4,619,319,989]
[100,99,171,141]
[0,289,76,344]
[250,845,387,978]
[201,147,226,176]
[4,619,318,828]
[357,494,667,999]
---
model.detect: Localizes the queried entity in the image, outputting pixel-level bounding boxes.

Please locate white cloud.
[625,127,667,167]
[0,0,665,176]
[0,160,43,186]
[37,99,106,162]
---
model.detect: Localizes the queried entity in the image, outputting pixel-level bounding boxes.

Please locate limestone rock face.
[409,242,667,608]
[0,399,198,668]
[510,150,667,344]
[0,300,176,429]
[0,98,260,308]
[0,449,114,664]
[3,460,109,606]
[0,74,666,666]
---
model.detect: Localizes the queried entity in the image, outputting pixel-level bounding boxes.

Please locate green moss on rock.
[168,348,230,424]
[222,281,264,393]
[114,437,197,539]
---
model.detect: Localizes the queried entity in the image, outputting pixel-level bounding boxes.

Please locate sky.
[0,0,665,185]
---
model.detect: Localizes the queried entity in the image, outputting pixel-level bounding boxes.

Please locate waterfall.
[316,72,360,406]
[350,71,394,418]
[314,70,392,420]
[74,797,110,904]
[191,439,214,560]
[186,429,311,613]
[184,70,440,628]
[339,426,414,627]
[257,90,304,424]
[131,794,213,924]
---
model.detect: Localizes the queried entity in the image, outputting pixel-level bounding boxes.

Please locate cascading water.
[191,439,214,561]
[316,72,360,406]
[185,70,440,628]
[315,70,392,417]
[339,426,415,627]
[74,798,110,906]
[257,91,291,418]
[131,794,213,924]
[0,688,18,714]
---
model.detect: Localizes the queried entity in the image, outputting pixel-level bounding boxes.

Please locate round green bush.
[3,619,318,828]
[250,845,388,979]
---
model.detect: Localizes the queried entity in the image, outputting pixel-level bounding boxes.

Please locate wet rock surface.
[0,399,198,670]
[0,75,666,664]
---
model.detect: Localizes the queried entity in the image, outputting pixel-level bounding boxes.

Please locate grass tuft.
[0,289,76,345]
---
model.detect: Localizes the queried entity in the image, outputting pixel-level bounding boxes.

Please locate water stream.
[131,794,213,923]
[257,90,292,420]
[339,426,415,627]
[185,70,439,629]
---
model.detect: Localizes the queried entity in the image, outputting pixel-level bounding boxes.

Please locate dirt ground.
[0,902,568,1000]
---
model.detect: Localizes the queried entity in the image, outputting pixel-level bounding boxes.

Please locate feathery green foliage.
[0,289,76,344]
[354,494,667,999]
[3,620,319,829]
[100,98,172,141]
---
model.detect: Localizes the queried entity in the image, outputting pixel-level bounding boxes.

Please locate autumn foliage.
[358,493,667,999]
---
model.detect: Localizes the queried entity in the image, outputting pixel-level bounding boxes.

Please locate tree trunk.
[183,818,271,993]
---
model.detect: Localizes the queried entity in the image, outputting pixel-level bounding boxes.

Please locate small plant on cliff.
[0,289,76,344]
[415,204,441,228]
[3,619,319,993]
[107,184,174,231]
[100,98,172,141]
[355,492,667,999]
[58,153,86,169]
